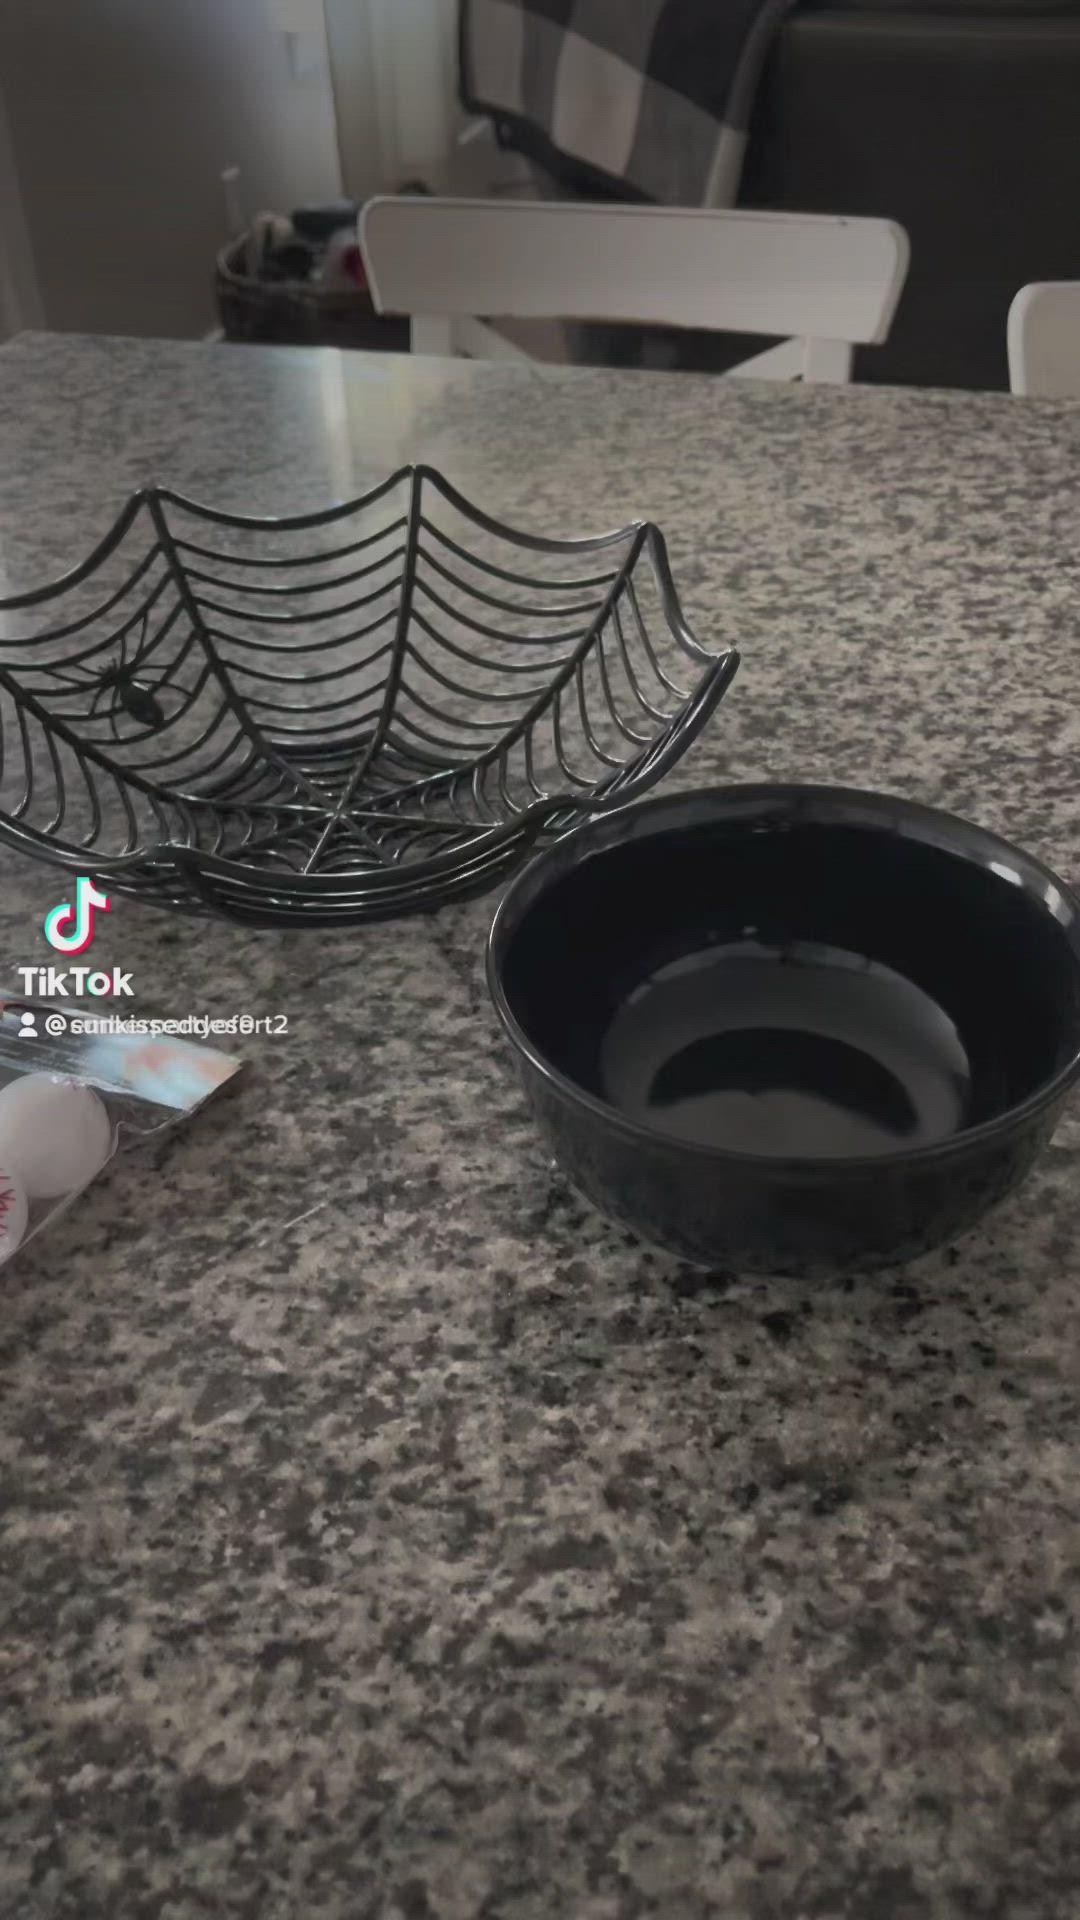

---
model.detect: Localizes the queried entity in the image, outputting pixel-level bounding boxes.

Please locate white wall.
[0,0,343,338]
[324,0,462,201]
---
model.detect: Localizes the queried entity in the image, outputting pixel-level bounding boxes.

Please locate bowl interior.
[495,795,1080,1161]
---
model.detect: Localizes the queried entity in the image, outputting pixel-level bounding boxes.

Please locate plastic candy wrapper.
[0,990,244,1267]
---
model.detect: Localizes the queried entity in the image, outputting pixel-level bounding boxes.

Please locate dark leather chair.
[741,0,1080,388]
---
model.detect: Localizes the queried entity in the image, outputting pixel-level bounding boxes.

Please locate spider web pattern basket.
[0,467,739,927]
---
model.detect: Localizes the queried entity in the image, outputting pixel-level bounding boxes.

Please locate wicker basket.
[215,236,409,351]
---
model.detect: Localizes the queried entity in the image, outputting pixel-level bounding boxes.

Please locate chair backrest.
[1008,283,1080,399]
[360,196,910,385]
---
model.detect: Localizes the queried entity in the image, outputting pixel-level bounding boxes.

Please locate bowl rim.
[486,781,1080,1175]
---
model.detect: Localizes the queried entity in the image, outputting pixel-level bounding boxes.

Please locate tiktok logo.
[44,876,111,956]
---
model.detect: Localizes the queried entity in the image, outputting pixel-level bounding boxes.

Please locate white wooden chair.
[359,196,910,386]
[1007,283,1080,399]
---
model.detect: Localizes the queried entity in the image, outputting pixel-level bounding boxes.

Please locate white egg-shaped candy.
[0,1162,28,1265]
[0,1074,113,1199]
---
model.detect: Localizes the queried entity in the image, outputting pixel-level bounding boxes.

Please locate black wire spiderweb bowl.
[0,466,739,928]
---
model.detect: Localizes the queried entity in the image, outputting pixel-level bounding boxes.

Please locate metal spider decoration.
[49,608,170,740]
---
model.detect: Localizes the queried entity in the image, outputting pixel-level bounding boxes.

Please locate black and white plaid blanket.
[459,0,795,207]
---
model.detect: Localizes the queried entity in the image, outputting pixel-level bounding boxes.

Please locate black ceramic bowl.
[488,785,1080,1275]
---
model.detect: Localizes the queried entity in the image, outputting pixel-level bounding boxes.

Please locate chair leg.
[411,315,458,356]
[802,338,853,384]
[725,338,807,381]
[453,317,534,363]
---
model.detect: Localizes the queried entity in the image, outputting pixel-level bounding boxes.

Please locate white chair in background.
[1007,283,1080,399]
[359,196,910,387]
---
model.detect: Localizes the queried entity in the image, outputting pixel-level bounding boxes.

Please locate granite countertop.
[2,333,1080,1920]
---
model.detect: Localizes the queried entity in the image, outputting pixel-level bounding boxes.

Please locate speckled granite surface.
[2,334,1080,1919]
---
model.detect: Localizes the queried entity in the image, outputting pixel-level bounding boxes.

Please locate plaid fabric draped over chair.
[459,0,796,206]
